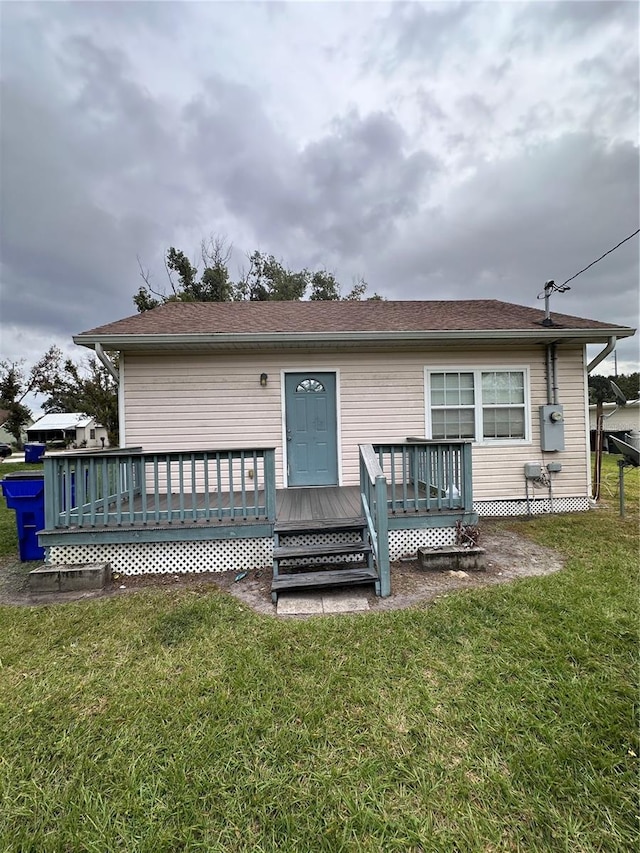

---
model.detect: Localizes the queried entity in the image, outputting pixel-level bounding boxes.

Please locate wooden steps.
[274,517,367,535]
[273,541,372,561]
[272,567,378,594]
[271,516,378,603]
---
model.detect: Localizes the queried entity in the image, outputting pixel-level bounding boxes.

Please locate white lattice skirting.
[474,497,591,516]
[46,538,274,576]
[47,525,462,576]
[388,528,457,560]
[46,497,590,575]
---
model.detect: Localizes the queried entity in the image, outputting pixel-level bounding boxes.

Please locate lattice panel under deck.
[277,531,364,566]
[389,527,456,561]
[47,538,273,576]
[474,497,590,517]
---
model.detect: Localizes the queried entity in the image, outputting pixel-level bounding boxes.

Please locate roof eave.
[74,326,635,351]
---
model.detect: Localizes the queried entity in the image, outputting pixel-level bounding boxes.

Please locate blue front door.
[285,372,338,486]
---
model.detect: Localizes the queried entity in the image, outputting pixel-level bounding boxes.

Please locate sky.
[1,0,639,415]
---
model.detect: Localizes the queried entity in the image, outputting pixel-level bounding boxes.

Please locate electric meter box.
[539,405,565,452]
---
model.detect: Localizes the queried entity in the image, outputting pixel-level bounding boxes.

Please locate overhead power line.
[561,228,640,287]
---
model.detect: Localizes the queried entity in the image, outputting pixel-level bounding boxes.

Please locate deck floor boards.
[277,486,361,522]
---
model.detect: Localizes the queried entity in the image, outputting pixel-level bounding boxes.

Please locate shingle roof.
[77,299,630,337]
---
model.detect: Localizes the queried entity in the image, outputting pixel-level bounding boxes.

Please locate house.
[27,413,109,449]
[38,299,635,599]
[588,399,640,450]
[0,410,32,446]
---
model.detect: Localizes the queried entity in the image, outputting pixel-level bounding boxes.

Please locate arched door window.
[296,378,325,393]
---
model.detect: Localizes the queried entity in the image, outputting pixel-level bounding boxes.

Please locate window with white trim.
[427,369,528,442]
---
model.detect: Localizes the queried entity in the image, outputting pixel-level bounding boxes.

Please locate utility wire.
[561,228,640,287]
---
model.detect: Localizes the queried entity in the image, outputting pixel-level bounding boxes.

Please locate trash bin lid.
[1,471,45,480]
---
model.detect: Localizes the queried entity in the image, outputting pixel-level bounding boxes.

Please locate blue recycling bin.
[24,443,46,463]
[1,472,45,561]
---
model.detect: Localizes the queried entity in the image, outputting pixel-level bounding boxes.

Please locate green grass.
[0,458,638,851]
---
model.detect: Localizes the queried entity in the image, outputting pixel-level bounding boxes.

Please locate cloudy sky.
[1,0,639,399]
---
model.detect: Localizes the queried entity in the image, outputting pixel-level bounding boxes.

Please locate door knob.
[286,429,292,441]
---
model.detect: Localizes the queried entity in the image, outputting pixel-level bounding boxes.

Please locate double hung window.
[427,369,528,443]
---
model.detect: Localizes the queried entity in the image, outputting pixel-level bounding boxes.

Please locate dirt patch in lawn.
[0,519,564,613]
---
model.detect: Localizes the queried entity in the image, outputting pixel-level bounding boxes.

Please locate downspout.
[587,336,617,375]
[586,336,616,502]
[94,343,119,381]
[94,342,122,447]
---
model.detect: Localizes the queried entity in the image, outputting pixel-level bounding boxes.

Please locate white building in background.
[27,413,109,448]
[589,400,640,435]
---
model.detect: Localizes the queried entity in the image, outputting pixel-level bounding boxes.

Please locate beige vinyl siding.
[122,344,589,500]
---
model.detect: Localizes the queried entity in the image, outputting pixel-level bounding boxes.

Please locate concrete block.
[29,565,60,593]
[418,546,486,573]
[59,563,111,592]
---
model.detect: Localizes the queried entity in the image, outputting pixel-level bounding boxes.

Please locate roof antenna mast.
[538,279,571,327]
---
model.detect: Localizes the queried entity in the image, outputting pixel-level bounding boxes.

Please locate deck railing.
[43,447,277,529]
[373,440,473,514]
[359,445,390,597]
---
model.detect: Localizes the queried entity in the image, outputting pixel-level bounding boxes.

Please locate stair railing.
[359,444,390,597]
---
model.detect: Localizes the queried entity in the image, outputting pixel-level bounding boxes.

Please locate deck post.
[43,456,58,530]
[462,442,474,512]
[264,449,277,521]
[374,473,390,597]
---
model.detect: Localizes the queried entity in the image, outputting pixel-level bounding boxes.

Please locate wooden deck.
[115,485,362,523]
[41,442,476,598]
[45,483,475,535]
[276,486,361,522]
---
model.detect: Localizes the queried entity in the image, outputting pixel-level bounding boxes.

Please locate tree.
[239,251,309,302]
[613,372,639,401]
[0,350,60,446]
[588,374,613,405]
[588,372,640,404]
[343,276,382,301]
[134,235,382,310]
[0,363,32,446]
[32,347,119,446]
[309,270,341,301]
[134,236,235,311]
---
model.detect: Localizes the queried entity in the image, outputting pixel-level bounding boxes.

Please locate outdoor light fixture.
[260,373,268,387]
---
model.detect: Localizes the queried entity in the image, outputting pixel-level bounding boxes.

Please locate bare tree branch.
[137,256,168,299]
[201,234,233,268]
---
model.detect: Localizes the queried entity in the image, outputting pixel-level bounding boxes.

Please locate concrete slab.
[277,593,324,615]
[321,591,369,613]
[276,589,370,615]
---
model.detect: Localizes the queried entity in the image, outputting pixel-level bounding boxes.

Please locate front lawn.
[0,457,637,851]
